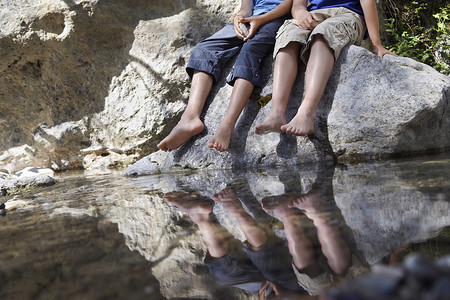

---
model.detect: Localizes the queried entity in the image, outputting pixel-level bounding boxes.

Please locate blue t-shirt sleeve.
[252,0,284,16]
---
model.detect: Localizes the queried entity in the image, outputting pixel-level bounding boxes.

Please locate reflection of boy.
[208,188,303,294]
[255,0,396,136]
[158,0,292,153]
[163,190,303,295]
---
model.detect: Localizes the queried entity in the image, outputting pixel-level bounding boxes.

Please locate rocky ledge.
[127,45,450,176]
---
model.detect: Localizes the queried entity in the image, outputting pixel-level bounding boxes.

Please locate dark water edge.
[0,153,449,299]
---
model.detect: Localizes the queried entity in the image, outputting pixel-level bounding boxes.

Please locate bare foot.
[288,191,324,219]
[207,122,234,152]
[280,108,316,136]
[163,191,212,221]
[212,188,243,212]
[261,194,299,218]
[157,117,204,152]
[254,114,286,134]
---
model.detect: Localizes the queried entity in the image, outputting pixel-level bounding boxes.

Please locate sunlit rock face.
[0,0,238,173]
[127,45,450,175]
[1,0,449,175]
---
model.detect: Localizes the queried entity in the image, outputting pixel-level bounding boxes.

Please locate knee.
[279,41,301,56]
[311,33,326,44]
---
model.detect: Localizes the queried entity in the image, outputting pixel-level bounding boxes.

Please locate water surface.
[1,153,449,299]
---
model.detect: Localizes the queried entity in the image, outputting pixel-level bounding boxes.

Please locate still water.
[1,153,449,299]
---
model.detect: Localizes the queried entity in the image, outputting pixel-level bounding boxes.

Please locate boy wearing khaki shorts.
[254,0,396,136]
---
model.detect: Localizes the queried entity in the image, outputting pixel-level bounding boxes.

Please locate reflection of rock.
[0,210,163,299]
[327,254,450,300]
[333,159,450,265]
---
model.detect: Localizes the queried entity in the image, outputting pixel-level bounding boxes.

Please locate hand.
[294,9,320,30]
[259,281,300,300]
[233,14,247,40]
[372,44,398,58]
[240,16,264,41]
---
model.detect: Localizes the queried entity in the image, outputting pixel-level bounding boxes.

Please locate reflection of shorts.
[205,251,264,286]
[292,262,332,296]
[292,254,368,295]
[274,7,366,63]
[244,239,304,292]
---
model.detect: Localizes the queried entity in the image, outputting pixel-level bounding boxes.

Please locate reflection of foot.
[288,191,323,218]
[280,107,315,136]
[163,192,212,221]
[261,194,298,218]
[157,117,204,152]
[255,114,286,134]
[212,188,243,212]
[207,123,234,152]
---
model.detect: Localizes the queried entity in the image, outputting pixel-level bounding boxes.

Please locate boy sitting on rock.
[157,0,292,152]
[254,0,396,136]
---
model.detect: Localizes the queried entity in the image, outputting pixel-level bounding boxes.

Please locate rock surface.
[126,45,450,175]
[0,0,238,174]
[0,167,56,199]
[0,0,449,175]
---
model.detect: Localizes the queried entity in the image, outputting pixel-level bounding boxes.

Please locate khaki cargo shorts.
[274,7,366,63]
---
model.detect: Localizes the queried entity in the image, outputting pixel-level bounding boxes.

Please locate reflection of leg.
[290,191,351,275]
[163,191,236,258]
[255,42,301,134]
[208,78,254,152]
[213,188,268,249]
[157,70,211,152]
[281,34,334,136]
[262,194,321,277]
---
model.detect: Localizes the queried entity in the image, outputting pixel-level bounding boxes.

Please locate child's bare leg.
[157,70,212,152]
[261,194,320,275]
[213,188,268,249]
[207,78,254,152]
[255,42,301,134]
[164,191,236,258]
[281,34,334,136]
[289,192,351,275]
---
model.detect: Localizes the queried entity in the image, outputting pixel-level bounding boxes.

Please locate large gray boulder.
[126,45,450,175]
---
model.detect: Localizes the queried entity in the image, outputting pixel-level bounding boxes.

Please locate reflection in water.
[163,164,372,298]
[0,154,449,299]
[164,189,304,298]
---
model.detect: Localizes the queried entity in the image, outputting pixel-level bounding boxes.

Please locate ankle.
[297,106,316,118]
[180,113,201,123]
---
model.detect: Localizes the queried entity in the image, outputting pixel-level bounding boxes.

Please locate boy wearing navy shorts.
[158,0,292,152]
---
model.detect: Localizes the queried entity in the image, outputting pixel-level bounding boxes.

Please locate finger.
[308,16,318,29]
[234,24,245,39]
[240,17,250,23]
[299,21,309,30]
[244,27,255,41]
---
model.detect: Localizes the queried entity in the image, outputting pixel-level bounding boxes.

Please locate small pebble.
[239,23,249,38]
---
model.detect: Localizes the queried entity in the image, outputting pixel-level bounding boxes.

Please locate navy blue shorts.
[186,17,285,87]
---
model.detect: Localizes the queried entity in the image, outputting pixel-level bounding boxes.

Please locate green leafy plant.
[383,0,449,74]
